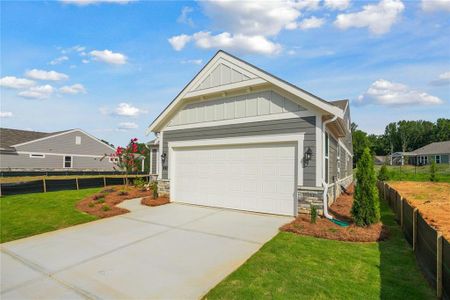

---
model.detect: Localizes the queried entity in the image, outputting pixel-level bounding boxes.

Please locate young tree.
[430,160,437,182]
[377,164,390,181]
[351,147,380,226]
[352,129,370,167]
[108,138,146,187]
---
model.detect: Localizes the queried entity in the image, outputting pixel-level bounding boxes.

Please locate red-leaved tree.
[108,138,145,187]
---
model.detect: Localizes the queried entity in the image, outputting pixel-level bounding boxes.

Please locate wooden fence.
[377,181,449,299]
[0,175,151,196]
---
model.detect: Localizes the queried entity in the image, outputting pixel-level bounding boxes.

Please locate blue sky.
[1,0,449,147]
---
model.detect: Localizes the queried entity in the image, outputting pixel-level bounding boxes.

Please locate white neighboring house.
[147,50,353,216]
[0,128,117,171]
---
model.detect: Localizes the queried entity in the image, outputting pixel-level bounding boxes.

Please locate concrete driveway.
[1,200,292,299]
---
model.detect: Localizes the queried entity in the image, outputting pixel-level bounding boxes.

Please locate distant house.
[410,141,450,165]
[0,128,117,171]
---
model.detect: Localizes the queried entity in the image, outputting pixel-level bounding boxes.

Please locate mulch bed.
[141,196,170,207]
[77,185,159,218]
[280,184,389,242]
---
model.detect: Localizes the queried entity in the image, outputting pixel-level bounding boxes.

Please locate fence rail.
[0,170,147,177]
[377,181,449,299]
[0,175,151,196]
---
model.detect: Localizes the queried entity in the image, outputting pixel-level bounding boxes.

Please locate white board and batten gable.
[147,50,344,133]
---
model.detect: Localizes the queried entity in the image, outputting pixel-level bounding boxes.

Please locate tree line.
[352,118,450,165]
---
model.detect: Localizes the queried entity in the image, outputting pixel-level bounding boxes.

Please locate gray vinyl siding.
[15,130,114,156]
[328,135,338,184]
[162,116,316,187]
[194,63,251,91]
[0,152,114,170]
[341,106,353,155]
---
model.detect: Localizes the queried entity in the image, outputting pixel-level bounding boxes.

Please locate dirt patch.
[281,185,389,242]
[141,196,170,207]
[77,186,158,218]
[389,181,450,240]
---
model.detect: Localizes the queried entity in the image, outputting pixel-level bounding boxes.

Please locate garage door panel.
[172,143,296,216]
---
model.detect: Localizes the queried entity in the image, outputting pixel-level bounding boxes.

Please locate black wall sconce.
[161,152,167,164]
[304,147,312,166]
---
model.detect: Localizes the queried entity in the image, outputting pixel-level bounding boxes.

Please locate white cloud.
[82,59,90,64]
[334,0,405,35]
[60,0,132,5]
[113,102,147,117]
[59,84,87,94]
[357,79,444,106]
[25,69,69,81]
[296,16,325,30]
[181,59,203,65]
[421,0,450,12]
[168,34,192,51]
[0,76,36,89]
[18,85,55,99]
[324,0,350,10]
[178,6,194,26]
[117,122,138,130]
[49,55,69,65]
[430,71,450,86]
[0,111,13,118]
[90,49,127,65]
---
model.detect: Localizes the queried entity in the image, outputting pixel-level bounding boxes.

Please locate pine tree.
[377,164,390,181]
[430,160,437,182]
[352,147,380,226]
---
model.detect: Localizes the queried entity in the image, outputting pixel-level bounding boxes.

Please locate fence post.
[413,208,418,251]
[42,178,47,193]
[400,197,404,228]
[437,232,442,298]
[75,177,79,190]
[103,176,107,187]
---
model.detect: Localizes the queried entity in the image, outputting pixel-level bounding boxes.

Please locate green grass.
[205,201,434,300]
[375,164,450,182]
[0,188,101,243]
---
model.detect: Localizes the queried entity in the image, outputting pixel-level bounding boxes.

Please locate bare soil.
[389,181,450,240]
[77,186,157,218]
[141,196,170,207]
[281,185,389,242]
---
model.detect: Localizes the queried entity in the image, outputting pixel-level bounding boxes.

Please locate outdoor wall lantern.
[305,147,313,163]
[161,152,167,164]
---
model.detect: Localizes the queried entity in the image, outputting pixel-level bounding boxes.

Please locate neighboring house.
[147,50,353,216]
[0,128,117,171]
[410,141,450,165]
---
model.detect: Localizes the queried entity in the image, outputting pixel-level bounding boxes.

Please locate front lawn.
[375,164,450,182]
[0,188,100,243]
[205,200,434,299]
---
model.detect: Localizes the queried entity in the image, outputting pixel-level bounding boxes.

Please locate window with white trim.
[64,156,72,168]
[109,157,119,163]
[435,155,441,164]
[325,132,329,183]
[75,136,81,145]
[29,153,45,158]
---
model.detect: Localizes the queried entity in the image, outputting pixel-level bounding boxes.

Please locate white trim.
[148,51,344,133]
[164,111,315,132]
[29,153,45,158]
[185,78,266,99]
[17,151,104,158]
[168,133,305,187]
[150,147,153,174]
[158,132,163,180]
[315,114,323,187]
[12,129,116,152]
[63,155,73,168]
[75,136,81,145]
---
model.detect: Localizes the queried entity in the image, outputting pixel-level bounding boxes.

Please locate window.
[64,156,72,168]
[325,132,329,183]
[29,153,45,158]
[75,136,81,145]
[435,155,441,164]
[109,157,119,163]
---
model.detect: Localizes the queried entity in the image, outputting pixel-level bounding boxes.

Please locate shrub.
[310,205,317,224]
[97,199,105,204]
[101,188,115,194]
[377,164,390,181]
[102,205,110,211]
[430,160,437,182]
[88,202,95,208]
[151,181,158,199]
[134,177,146,190]
[351,147,380,227]
[118,189,128,196]
[93,194,105,201]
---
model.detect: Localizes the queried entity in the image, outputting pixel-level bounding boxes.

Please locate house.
[147,50,353,216]
[0,128,117,171]
[410,141,450,165]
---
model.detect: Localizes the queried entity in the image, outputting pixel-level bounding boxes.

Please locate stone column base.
[157,180,170,197]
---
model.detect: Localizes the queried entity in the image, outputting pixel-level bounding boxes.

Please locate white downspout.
[322,115,338,220]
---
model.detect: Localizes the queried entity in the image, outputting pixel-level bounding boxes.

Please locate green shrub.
[97,199,105,204]
[430,161,438,182]
[118,189,128,196]
[134,177,146,190]
[102,205,110,211]
[351,147,380,226]
[151,181,158,199]
[88,202,95,208]
[377,164,390,181]
[310,205,317,224]
[93,194,105,201]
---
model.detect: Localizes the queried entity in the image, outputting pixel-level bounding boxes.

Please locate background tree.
[108,138,146,186]
[352,129,370,167]
[351,148,380,226]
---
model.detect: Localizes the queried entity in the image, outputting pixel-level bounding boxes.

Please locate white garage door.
[171,142,297,216]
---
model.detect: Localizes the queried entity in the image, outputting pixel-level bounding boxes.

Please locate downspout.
[322,115,337,220]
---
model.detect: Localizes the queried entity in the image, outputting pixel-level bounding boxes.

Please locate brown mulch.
[141,196,170,207]
[76,186,160,218]
[280,184,389,242]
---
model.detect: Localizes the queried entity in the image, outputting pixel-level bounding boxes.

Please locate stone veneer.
[157,179,170,197]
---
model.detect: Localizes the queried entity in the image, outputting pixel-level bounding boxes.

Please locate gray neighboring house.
[411,141,450,165]
[0,128,117,171]
[147,50,353,216]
